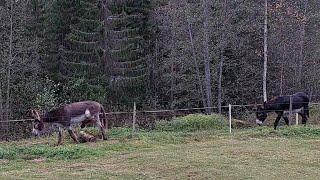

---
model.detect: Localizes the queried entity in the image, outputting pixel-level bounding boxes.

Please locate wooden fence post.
[295,113,299,125]
[289,95,293,123]
[229,104,232,134]
[132,102,136,135]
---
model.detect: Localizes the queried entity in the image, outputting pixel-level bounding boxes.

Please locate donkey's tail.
[100,105,108,130]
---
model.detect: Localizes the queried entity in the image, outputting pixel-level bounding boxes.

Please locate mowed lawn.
[0,128,320,179]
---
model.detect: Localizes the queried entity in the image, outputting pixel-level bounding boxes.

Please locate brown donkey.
[30,101,108,145]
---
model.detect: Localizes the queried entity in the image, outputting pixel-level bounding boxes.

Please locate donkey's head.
[255,102,267,125]
[29,110,44,136]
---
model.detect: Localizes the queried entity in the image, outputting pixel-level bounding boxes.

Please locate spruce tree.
[62,0,106,102]
[106,0,152,105]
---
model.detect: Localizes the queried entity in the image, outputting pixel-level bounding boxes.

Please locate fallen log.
[78,131,97,143]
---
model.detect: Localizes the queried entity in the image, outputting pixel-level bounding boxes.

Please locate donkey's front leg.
[67,126,80,144]
[56,127,64,146]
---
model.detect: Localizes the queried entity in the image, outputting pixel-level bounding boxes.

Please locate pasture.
[1,119,320,179]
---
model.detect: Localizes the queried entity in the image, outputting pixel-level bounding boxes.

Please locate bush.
[155,114,228,132]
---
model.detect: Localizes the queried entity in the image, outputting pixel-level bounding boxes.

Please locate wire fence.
[1,102,320,141]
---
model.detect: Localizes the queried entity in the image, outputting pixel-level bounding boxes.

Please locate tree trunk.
[170,3,178,110]
[280,44,286,96]
[0,81,3,127]
[263,0,268,102]
[202,0,213,114]
[152,39,159,107]
[297,0,308,89]
[187,22,207,108]
[280,14,286,96]
[6,0,14,123]
[101,0,107,64]
[170,60,175,109]
[218,0,227,114]
[101,0,111,73]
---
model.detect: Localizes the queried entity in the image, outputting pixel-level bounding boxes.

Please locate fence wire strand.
[1,102,319,123]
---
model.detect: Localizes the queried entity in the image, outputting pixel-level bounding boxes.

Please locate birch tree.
[297,0,308,89]
[263,0,268,102]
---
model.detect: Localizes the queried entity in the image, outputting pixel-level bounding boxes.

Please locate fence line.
[1,102,320,123]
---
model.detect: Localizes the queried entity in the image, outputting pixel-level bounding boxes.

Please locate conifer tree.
[106,0,152,104]
[62,0,106,102]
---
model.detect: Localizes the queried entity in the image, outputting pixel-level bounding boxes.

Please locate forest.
[0,0,319,124]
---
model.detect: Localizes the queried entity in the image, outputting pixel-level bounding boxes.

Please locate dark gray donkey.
[255,92,309,129]
[30,101,108,145]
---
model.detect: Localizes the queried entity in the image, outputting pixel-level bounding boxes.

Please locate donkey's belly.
[70,114,89,124]
[283,107,303,117]
[70,109,92,124]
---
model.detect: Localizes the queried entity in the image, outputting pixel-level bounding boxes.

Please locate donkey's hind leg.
[300,113,307,126]
[283,116,290,126]
[95,114,107,140]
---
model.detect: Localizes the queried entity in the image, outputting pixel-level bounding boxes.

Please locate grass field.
[1,115,320,179]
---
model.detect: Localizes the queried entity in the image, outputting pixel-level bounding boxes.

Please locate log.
[78,131,97,143]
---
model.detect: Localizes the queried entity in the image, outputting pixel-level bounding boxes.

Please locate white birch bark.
[263,0,268,102]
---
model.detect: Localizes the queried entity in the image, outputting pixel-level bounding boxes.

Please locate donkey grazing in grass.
[30,101,108,145]
[255,92,310,130]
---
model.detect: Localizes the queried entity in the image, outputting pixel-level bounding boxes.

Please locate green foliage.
[155,114,228,132]
[58,0,106,103]
[35,77,59,111]
[63,77,107,103]
[107,0,153,104]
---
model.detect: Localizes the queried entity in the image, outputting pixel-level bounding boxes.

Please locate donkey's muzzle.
[32,128,40,137]
[256,119,263,125]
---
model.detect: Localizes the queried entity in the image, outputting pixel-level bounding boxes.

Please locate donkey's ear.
[30,109,41,119]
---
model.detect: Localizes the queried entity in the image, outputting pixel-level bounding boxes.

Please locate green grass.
[1,118,320,179]
[155,114,228,132]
